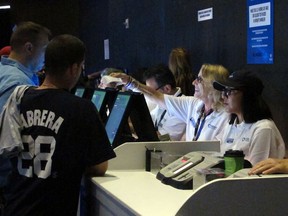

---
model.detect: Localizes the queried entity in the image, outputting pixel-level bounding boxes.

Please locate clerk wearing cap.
[213,69,285,165]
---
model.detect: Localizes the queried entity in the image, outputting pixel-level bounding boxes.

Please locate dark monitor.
[105,91,159,148]
[128,92,159,143]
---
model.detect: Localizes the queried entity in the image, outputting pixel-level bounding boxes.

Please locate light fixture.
[0,5,10,10]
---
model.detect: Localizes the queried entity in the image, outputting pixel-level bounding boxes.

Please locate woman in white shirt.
[213,69,285,165]
[111,63,230,141]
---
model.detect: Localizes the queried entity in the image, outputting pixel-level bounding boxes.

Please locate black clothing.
[3,88,115,216]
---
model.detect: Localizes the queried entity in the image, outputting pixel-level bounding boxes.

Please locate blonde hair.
[201,64,229,111]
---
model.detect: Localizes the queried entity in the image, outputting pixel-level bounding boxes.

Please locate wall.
[79,0,109,74]
[8,0,80,37]
[0,8,12,48]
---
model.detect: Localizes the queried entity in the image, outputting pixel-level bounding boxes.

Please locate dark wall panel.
[0,9,12,48]
[79,0,109,74]
[108,0,166,73]
[9,0,79,37]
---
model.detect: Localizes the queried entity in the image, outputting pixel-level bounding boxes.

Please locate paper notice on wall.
[104,39,110,60]
[198,8,213,22]
[249,2,271,28]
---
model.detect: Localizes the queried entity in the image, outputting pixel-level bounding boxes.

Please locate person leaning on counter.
[0,34,116,216]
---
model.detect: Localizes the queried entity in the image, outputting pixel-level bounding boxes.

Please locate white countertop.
[91,170,195,216]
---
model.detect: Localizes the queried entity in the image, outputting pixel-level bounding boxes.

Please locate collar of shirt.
[1,56,35,82]
[174,87,182,97]
[232,118,253,129]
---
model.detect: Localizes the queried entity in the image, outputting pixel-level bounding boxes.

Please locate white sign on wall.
[198,7,213,22]
[249,2,271,28]
[104,39,110,60]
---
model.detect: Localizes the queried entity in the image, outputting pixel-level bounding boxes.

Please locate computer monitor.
[129,92,159,143]
[72,86,93,100]
[91,88,107,111]
[74,87,85,98]
[86,88,118,124]
[105,91,159,148]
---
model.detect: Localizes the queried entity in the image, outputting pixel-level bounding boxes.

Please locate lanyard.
[154,110,167,130]
[154,92,182,131]
[192,106,213,141]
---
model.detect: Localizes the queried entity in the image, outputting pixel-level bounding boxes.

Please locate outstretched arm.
[111,72,166,109]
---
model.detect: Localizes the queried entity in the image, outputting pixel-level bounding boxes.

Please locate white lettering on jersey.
[21,110,64,134]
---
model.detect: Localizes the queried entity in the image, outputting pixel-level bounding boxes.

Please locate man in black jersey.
[0,34,116,216]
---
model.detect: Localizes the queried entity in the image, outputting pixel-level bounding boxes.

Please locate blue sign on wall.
[247,0,273,64]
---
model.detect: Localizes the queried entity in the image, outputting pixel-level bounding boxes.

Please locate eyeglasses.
[195,76,203,83]
[155,85,163,90]
[221,89,240,97]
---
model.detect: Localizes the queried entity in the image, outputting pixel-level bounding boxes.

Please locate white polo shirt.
[164,95,229,141]
[150,88,185,141]
[219,119,286,165]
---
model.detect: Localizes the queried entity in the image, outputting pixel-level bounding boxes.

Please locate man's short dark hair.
[143,64,176,89]
[45,34,86,76]
[10,21,51,51]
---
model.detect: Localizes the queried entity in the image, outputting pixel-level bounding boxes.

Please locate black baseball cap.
[213,69,264,95]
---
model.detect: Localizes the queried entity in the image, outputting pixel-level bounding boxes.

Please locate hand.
[110,73,140,90]
[248,158,288,175]
[110,72,131,85]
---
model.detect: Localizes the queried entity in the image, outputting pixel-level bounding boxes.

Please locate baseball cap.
[213,69,264,95]
[0,46,11,56]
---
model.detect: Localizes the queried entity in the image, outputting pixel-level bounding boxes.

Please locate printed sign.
[198,8,213,22]
[247,0,273,64]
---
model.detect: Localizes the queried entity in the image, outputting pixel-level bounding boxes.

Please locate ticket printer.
[156,152,224,190]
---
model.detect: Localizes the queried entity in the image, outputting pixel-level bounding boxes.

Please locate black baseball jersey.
[3,88,116,216]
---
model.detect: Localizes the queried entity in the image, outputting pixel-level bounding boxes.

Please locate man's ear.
[162,84,172,94]
[24,42,33,54]
[70,63,79,78]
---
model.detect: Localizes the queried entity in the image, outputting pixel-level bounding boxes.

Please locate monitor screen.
[74,87,85,97]
[91,89,107,111]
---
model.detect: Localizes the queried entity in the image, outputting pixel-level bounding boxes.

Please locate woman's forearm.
[111,72,166,108]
